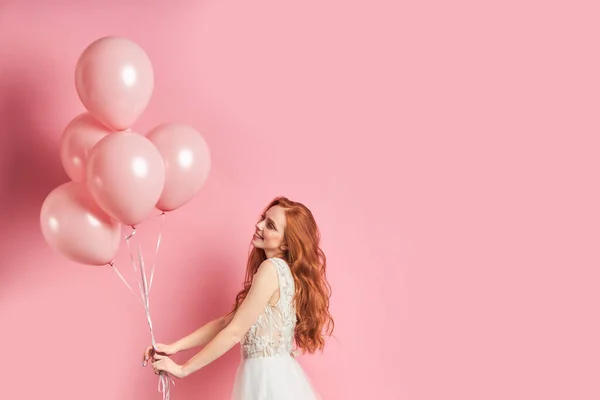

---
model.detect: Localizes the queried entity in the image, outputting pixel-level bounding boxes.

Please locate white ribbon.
[112,213,174,400]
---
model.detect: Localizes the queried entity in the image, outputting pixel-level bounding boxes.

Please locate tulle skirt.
[232,354,320,400]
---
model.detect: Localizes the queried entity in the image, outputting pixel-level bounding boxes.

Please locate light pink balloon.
[87,131,165,226]
[75,36,154,131]
[147,124,211,212]
[40,182,121,266]
[60,113,113,182]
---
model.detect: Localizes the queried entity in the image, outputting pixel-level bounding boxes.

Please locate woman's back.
[241,257,297,359]
[233,257,320,400]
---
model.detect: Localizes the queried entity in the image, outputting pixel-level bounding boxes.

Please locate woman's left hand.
[152,354,186,379]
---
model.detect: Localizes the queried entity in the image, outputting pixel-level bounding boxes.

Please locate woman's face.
[252,205,287,256]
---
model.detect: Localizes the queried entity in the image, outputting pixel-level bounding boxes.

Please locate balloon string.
[149,212,165,293]
[125,228,138,274]
[110,221,174,400]
[110,261,145,308]
[110,261,133,293]
[137,243,175,400]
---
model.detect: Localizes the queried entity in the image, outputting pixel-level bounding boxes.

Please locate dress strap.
[268,258,294,312]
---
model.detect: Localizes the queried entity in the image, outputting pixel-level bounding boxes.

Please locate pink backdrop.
[1,1,599,399]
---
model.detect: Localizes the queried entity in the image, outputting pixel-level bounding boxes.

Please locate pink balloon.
[87,131,165,226]
[60,113,113,182]
[75,37,154,131]
[40,182,121,266]
[147,124,211,212]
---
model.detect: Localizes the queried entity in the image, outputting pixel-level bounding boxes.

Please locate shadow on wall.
[123,249,245,399]
[0,73,68,282]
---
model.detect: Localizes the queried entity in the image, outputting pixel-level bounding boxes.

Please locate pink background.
[1,1,599,399]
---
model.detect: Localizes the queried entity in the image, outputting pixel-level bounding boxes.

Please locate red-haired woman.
[144,197,334,399]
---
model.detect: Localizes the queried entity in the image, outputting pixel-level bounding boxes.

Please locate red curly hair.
[230,197,334,353]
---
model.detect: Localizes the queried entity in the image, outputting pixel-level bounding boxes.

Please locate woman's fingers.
[143,345,154,366]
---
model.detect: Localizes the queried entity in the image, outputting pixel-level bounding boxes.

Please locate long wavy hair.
[230,197,334,353]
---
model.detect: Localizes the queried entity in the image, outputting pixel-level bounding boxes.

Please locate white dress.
[232,257,320,400]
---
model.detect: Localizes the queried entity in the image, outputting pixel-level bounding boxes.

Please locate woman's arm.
[172,313,234,352]
[178,260,278,376]
[144,313,234,366]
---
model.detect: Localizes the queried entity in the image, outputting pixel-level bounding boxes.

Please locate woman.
[144,196,334,399]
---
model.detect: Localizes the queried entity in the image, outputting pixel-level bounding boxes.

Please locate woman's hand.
[152,354,187,379]
[142,343,179,366]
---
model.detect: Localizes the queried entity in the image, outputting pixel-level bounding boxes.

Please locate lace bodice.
[241,257,297,359]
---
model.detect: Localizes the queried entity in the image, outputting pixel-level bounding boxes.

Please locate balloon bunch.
[40,36,210,399]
